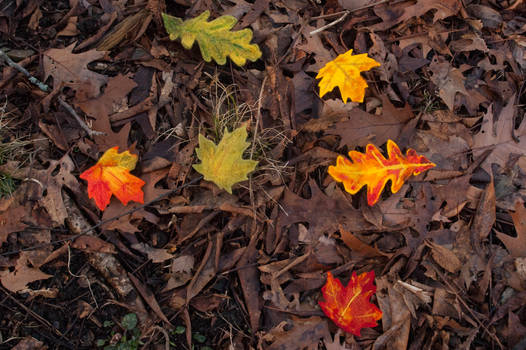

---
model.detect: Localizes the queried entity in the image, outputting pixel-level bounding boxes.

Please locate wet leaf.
[319,271,382,336]
[79,147,145,211]
[162,10,262,66]
[316,49,380,103]
[193,125,258,193]
[328,140,436,206]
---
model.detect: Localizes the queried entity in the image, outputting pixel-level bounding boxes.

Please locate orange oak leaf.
[316,49,380,103]
[328,139,436,206]
[319,271,382,336]
[80,147,145,211]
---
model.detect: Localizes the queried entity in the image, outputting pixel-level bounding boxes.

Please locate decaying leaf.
[316,49,381,103]
[496,203,526,257]
[193,125,258,193]
[0,253,52,292]
[319,271,382,336]
[80,147,145,211]
[43,44,108,99]
[328,140,436,206]
[162,10,262,66]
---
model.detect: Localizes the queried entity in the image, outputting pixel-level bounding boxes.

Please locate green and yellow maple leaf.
[193,125,258,193]
[162,11,262,66]
[317,49,380,103]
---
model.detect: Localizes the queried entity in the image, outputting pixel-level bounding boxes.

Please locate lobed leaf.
[316,49,380,103]
[328,140,436,206]
[80,147,145,211]
[319,271,382,336]
[162,11,262,66]
[193,125,258,193]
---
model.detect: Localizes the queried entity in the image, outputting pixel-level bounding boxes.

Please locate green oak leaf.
[193,125,258,193]
[162,11,262,66]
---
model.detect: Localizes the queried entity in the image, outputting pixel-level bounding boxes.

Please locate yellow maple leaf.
[316,49,380,103]
[193,125,258,193]
[162,11,262,66]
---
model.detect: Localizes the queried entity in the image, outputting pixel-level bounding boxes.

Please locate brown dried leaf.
[131,243,173,263]
[0,253,52,292]
[72,235,117,254]
[496,203,526,257]
[0,205,28,245]
[326,96,413,149]
[43,44,108,100]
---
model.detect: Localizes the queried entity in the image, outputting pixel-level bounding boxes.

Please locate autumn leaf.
[319,271,382,336]
[316,49,381,103]
[328,140,435,206]
[193,125,258,193]
[162,11,262,66]
[79,147,145,211]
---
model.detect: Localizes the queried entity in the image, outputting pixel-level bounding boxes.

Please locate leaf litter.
[0,0,525,348]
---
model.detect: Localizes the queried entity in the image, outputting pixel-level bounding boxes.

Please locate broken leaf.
[319,271,382,336]
[316,49,380,103]
[162,10,262,66]
[79,147,145,211]
[328,140,436,206]
[193,125,258,193]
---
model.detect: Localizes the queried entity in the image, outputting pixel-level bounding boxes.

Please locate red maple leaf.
[319,271,382,336]
[79,147,145,211]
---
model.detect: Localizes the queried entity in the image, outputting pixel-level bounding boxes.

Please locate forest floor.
[0,0,526,349]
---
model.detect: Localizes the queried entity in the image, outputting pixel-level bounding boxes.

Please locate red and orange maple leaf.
[319,271,382,336]
[328,139,436,206]
[80,147,145,211]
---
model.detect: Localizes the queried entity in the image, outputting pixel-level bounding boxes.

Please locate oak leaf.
[80,147,145,211]
[316,49,380,103]
[319,271,382,336]
[162,11,262,66]
[328,140,435,206]
[193,125,258,193]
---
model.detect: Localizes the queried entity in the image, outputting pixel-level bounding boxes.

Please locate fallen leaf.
[319,271,382,336]
[267,316,330,350]
[162,10,261,66]
[0,253,52,292]
[325,96,414,149]
[473,96,526,172]
[373,0,461,31]
[429,58,468,111]
[0,205,28,245]
[278,179,374,238]
[43,44,108,100]
[79,147,145,211]
[316,49,381,103]
[193,125,258,193]
[496,203,526,257]
[76,74,137,152]
[131,243,173,263]
[339,226,390,258]
[328,140,436,206]
[72,235,117,254]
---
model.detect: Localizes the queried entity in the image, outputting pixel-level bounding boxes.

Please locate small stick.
[309,0,390,35]
[0,49,49,92]
[57,97,106,137]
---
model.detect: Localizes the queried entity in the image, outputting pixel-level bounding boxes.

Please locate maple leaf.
[328,140,436,206]
[316,49,380,103]
[162,11,262,66]
[319,271,382,336]
[193,125,258,193]
[80,147,145,211]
